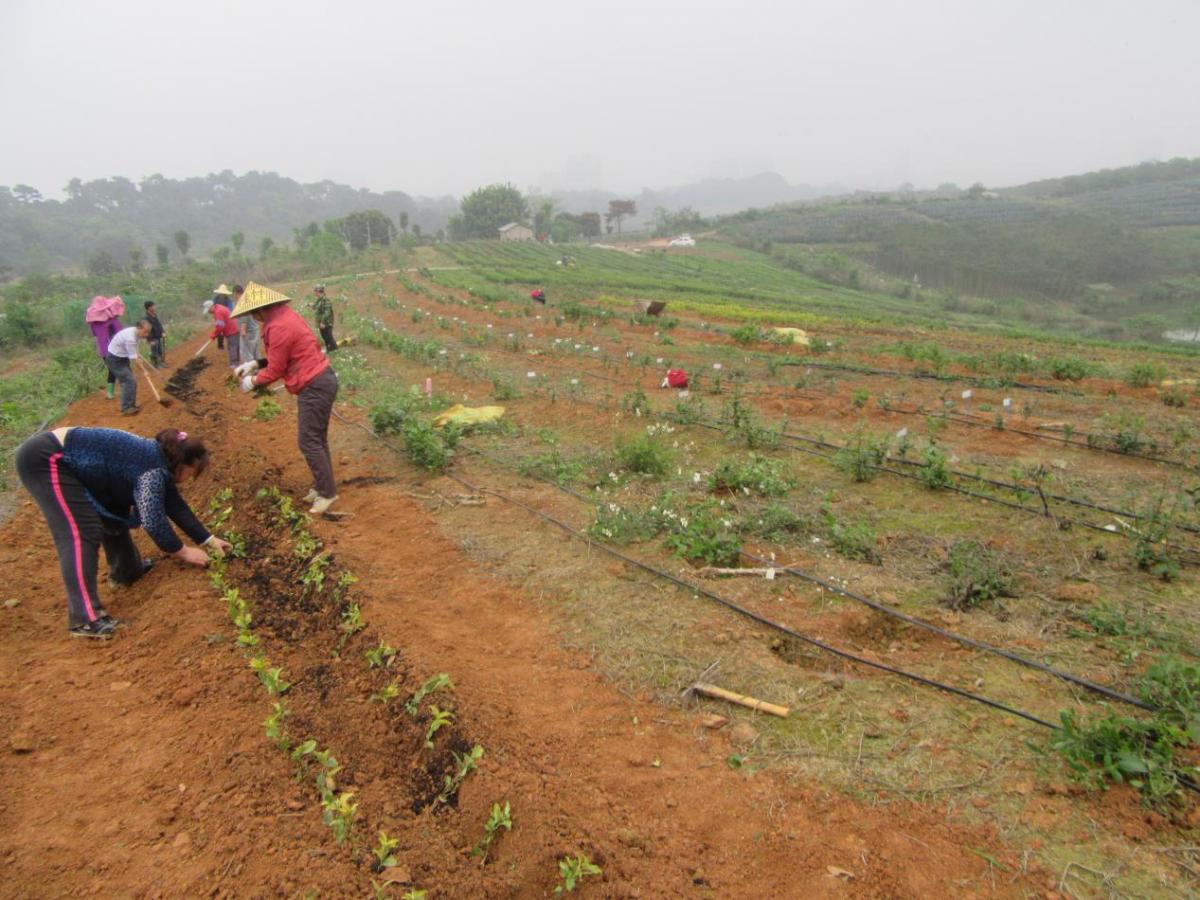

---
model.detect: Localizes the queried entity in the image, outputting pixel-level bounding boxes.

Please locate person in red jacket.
[232,282,338,514]
[210,300,241,368]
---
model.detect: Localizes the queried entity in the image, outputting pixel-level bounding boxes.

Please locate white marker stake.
[1003,397,1013,409]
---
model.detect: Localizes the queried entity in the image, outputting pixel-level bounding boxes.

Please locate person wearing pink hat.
[86,295,125,399]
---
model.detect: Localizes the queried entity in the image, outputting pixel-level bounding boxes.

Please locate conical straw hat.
[213,284,233,295]
[232,281,292,317]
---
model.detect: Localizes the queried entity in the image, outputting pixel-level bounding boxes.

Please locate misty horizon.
[3,0,1198,204]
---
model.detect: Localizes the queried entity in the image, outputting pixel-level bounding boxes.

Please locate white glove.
[234,361,259,378]
[240,375,256,393]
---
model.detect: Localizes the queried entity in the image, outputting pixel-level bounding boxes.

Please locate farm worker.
[210,297,242,368]
[105,319,152,415]
[233,281,339,514]
[86,294,125,399]
[234,284,261,362]
[530,288,546,304]
[14,426,231,639]
[212,285,233,349]
[144,300,167,368]
[309,284,337,352]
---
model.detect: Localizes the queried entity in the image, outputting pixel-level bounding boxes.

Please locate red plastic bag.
[666,369,689,388]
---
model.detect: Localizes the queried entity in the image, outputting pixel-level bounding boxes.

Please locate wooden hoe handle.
[691,683,790,718]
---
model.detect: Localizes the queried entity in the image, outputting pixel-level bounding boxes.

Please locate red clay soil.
[0,343,1043,897]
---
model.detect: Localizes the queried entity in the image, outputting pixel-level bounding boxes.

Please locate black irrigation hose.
[882,404,1195,471]
[462,443,1153,712]
[330,408,1059,729]
[353,313,1200,557]
[796,360,1078,395]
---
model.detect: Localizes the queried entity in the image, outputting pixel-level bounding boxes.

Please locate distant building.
[498,222,534,242]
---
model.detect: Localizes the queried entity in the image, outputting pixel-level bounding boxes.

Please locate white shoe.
[309,495,338,515]
[302,489,319,503]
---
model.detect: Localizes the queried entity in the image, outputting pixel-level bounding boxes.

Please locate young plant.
[371,681,401,704]
[423,705,455,748]
[322,790,358,844]
[341,602,366,635]
[301,552,330,596]
[365,642,398,669]
[437,744,484,806]
[264,701,290,750]
[918,444,952,490]
[943,540,1016,610]
[249,656,292,695]
[405,673,455,716]
[555,854,602,894]
[471,800,513,862]
[834,432,890,483]
[372,830,401,870]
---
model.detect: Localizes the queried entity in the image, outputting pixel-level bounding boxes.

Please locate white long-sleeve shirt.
[107,326,142,359]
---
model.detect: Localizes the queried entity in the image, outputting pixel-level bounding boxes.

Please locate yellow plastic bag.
[771,327,811,346]
[433,404,507,429]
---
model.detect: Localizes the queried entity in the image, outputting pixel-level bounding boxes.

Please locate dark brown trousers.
[297,368,338,498]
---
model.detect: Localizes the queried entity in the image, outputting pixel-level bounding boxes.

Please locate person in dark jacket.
[234,281,339,514]
[144,301,167,368]
[15,427,232,639]
[309,284,337,352]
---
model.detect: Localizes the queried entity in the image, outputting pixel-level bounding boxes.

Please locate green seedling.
[264,702,290,750]
[405,673,455,716]
[249,655,292,695]
[331,571,360,604]
[471,800,513,862]
[365,642,398,669]
[437,744,484,806]
[425,705,454,748]
[371,681,401,704]
[322,790,358,844]
[294,530,322,559]
[301,552,330,596]
[372,830,401,869]
[341,603,366,635]
[555,854,602,893]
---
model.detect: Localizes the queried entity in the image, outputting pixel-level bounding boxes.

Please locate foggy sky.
[2,0,1198,200]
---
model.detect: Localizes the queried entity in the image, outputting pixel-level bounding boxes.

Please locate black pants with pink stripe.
[16,432,144,627]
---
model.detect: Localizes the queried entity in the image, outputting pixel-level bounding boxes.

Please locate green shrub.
[1051,709,1186,806]
[1138,658,1200,734]
[943,540,1016,609]
[621,388,651,417]
[918,444,953,489]
[518,450,586,486]
[663,505,742,566]
[1124,362,1166,388]
[708,454,794,497]
[588,504,659,545]
[615,432,672,478]
[834,432,890,483]
[749,504,812,542]
[403,418,453,472]
[1047,356,1092,381]
[827,516,880,564]
[730,324,764,345]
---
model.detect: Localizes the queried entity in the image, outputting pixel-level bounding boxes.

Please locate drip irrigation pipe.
[333,408,1056,734]
[351,314,1200,557]
[396,273,1199,474]
[460,443,1153,712]
[793,360,1078,395]
[330,408,1059,729]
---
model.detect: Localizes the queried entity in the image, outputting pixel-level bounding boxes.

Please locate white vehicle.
[668,234,696,247]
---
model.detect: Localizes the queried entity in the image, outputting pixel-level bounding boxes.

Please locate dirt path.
[0,343,1040,897]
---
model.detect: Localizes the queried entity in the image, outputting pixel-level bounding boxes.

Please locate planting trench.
[0,334,1047,897]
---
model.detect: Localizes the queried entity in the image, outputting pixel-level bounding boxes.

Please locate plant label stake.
[425,377,433,397]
